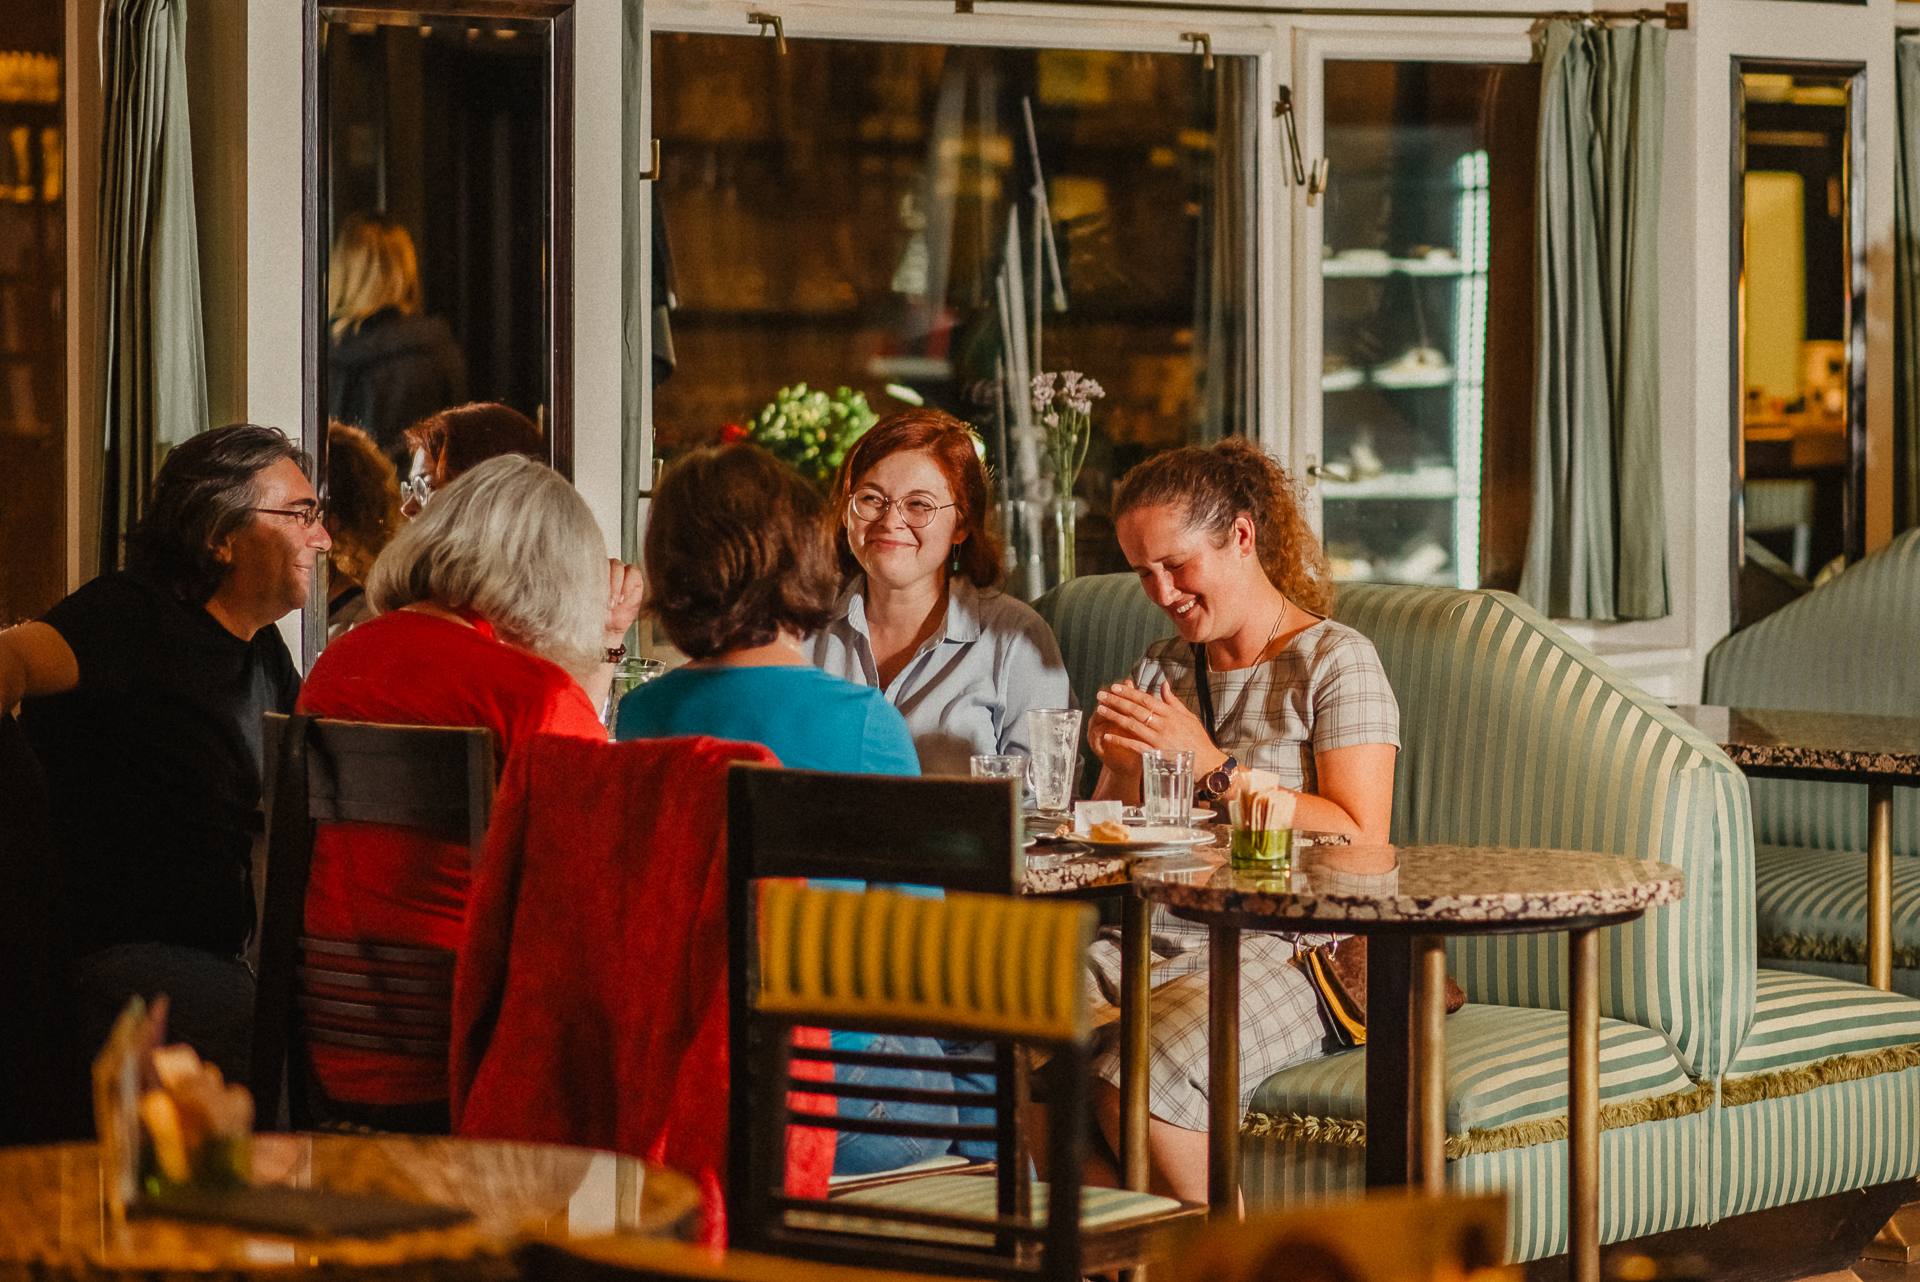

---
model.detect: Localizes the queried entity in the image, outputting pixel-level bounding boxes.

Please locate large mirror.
[1732,59,1865,626]
[306,0,573,658]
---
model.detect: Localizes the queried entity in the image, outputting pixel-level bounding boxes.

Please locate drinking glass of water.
[603,657,666,736]
[1024,708,1083,817]
[1140,749,1195,825]
[970,753,1029,806]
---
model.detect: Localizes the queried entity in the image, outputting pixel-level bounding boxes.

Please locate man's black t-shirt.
[20,572,300,959]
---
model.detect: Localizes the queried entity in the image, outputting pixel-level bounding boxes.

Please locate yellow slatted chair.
[728,885,1202,1281]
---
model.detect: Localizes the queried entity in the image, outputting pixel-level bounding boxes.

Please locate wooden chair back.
[251,712,495,1128]
[730,884,1098,1281]
[725,764,1022,894]
[724,767,1024,1188]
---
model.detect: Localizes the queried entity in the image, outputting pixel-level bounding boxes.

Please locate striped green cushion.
[1337,584,1755,1079]
[1719,1063,1920,1219]
[1725,969,1920,1077]
[1754,844,1920,973]
[796,1175,1184,1246]
[1247,1003,1696,1137]
[1245,1108,1710,1264]
[1704,527,1920,857]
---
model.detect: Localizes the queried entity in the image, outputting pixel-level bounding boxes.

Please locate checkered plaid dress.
[1085,619,1401,1132]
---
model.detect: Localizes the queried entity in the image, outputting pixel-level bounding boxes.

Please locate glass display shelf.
[1321,255,1472,278]
[1315,464,1458,500]
[1319,60,1498,592]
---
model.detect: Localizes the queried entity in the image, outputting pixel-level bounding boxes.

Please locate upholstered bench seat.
[1754,846,1920,996]
[1241,1003,1711,1260]
[1040,570,1919,1265]
[1246,1003,1702,1140]
[1718,971,1920,1217]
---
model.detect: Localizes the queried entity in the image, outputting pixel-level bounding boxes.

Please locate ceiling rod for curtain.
[952,0,1686,28]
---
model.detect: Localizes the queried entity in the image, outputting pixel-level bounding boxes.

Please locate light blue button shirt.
[810,577,1074,777]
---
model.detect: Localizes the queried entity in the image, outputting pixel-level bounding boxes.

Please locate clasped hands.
[1089,679,1230,780]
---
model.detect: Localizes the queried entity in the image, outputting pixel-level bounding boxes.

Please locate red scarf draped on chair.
[450,733,835,1244]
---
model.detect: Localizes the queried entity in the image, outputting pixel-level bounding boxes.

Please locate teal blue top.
[616,662,923,1053]
[614,662,920,776]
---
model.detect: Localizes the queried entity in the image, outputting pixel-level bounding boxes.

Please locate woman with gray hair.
[294,454,622,1130]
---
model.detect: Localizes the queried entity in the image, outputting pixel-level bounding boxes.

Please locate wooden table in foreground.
[0,1135,701,1280]
[1137,844,1685,1282]
[1672,703,1920,990]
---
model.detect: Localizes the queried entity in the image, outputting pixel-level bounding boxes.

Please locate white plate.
[1123,807,1220,827]
[1080,825,1215,853]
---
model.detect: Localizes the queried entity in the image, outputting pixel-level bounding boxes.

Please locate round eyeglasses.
[848,491,955,528]
[400,474,435,507]
[253,503,326,528]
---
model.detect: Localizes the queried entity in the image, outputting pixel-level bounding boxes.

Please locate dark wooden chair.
[727,764,1025,1189]
[728,883,1198,1281]
[725,764,1022,895]
[251,711,494,1130]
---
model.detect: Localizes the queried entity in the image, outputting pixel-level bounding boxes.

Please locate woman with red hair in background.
[811,408,1070,775]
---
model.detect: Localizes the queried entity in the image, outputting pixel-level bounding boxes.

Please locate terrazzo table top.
[1137,844,1685,933]
[1018,829,1350,895]
[1672,704,1920,786]
[0,1135,700,1277]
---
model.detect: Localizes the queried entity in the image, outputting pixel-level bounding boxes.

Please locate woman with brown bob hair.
[614,443,918,776]
[1075,436,1400,1203]
[400,402,545,516]
[811,408,1070,776]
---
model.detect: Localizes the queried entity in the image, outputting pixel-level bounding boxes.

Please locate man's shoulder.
[42,571,181,634]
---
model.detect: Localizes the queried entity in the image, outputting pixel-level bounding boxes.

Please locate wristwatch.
[1196,754,1239,802]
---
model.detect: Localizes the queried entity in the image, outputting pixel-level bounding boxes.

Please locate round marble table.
[0,1134,701,1280]
[1137,844,1685,1280]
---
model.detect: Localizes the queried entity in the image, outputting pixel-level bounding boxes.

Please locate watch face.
[1200,757,1237,797]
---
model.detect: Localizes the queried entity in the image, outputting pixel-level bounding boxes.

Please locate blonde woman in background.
[327,211,467,468]
[323,423,404,640]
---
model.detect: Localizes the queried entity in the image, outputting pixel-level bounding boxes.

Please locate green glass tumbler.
[1229,826,1294,873]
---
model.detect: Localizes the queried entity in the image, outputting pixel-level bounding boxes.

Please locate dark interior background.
[326,20,551,431]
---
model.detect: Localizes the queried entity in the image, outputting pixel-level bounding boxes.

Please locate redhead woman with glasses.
[810,408,1071,776]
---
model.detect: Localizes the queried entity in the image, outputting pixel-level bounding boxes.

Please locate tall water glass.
[1140,749,1195,825]
[603,657,666,736]
[1024,708,1083,816]
[970,753,1029,807]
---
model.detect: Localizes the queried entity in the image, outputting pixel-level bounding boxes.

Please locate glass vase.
[1050,491,1077,586]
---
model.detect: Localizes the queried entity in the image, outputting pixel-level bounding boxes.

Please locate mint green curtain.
[1895,37,1920,535]
[1519,20,1668,621]
[98,0,207,570]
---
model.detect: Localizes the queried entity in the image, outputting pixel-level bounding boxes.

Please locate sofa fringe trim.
[1241,1081,1713,1159]
[1721,1043,1920,1107]
[1758,931,1920,973]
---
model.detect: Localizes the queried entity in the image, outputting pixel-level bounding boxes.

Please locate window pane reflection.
[650,33,1253,593]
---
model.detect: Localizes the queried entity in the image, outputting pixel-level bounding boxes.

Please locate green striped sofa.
[1705,528,1920,997]
[1034,573,1920,1263]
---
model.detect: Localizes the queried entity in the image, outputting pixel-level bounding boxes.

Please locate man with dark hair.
[0,424,329,1081]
